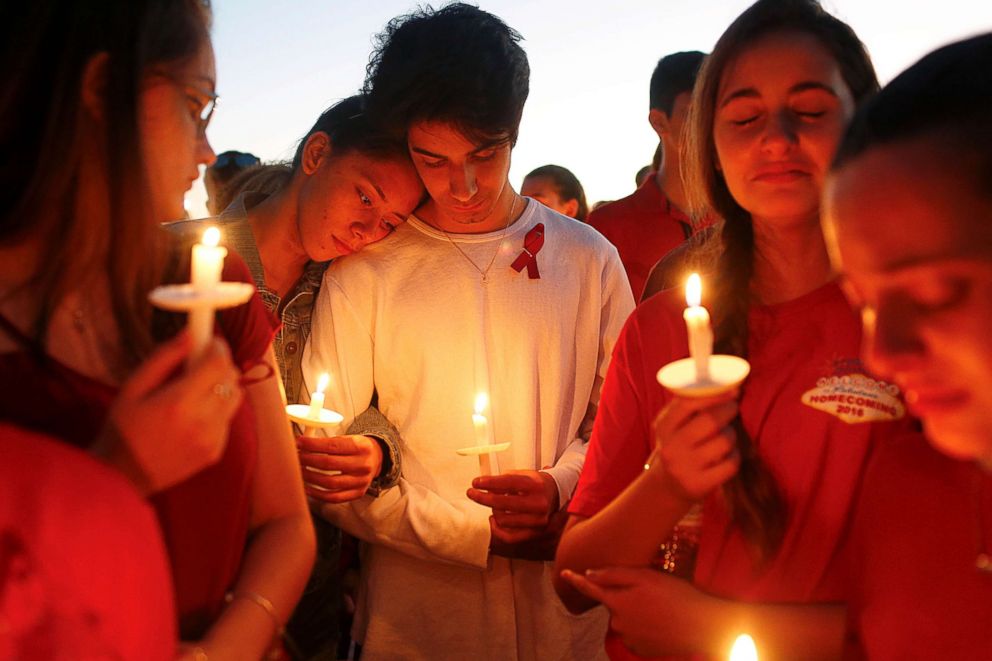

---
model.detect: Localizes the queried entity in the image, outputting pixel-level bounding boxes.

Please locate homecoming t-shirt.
[571,282,912,659]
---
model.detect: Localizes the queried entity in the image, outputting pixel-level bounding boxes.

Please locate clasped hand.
[649,389,742,503]
[467,470,563,560]
[101,332,243,495]
[561,566,716,657]
[297,433,384,503]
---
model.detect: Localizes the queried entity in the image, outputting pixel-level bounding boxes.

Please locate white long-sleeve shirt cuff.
[318,479,493,570]
[541,437,589,509]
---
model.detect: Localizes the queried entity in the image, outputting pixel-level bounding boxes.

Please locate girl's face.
[825,135,992,463]
[139,41,217,222]
[713,30,855,226]
[296,142,424,261]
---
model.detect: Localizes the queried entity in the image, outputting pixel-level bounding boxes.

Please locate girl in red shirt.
[0,2,315,658]
[555,1,914,658]
[824,33,992,659]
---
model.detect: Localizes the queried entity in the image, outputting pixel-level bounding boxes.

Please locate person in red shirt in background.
[823,33,992,659]
[554,1,916,658]
[522,164,590,222]
[587,51,706,300]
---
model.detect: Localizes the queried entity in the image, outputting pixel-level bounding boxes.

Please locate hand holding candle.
[286,371,346,491]
[683,273,713,382]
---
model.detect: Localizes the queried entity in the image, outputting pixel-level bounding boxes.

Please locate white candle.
[472,392,494,475]
[308,373,330,421]
[188,226,227,363]
[683,273,713,382]
[191,226,226,289]
[729,634,758,661]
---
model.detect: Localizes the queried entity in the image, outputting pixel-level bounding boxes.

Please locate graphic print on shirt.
[801,357,905,424]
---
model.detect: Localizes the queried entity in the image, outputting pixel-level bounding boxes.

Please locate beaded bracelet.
[224,590,285,638]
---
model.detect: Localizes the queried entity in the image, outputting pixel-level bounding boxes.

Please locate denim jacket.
[169,193,402,493]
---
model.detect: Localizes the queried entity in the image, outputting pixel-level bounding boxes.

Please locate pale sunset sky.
[185,0,992,217]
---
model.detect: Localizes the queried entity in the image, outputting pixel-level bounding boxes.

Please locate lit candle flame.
[316,372,330,394]
[203,226,221,248]
[474,392,489,415]
[729,634,757,661]
[686,272,702,308]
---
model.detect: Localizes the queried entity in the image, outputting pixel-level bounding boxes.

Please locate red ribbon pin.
[510,223,545,279]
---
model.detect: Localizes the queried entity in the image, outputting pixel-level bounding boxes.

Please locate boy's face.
[824,135,992,463]
[407,120,515,229]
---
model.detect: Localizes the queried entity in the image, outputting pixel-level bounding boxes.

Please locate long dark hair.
[0,1,211,369]
[291,94,410,170]
[683,0,879,561]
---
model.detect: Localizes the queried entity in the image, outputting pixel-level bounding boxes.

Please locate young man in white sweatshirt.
[302,5,634,659]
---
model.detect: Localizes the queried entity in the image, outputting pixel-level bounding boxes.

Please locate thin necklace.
[439,196,520,284]
[59,289,125,382]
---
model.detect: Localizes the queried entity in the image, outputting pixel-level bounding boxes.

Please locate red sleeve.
[569,308,655,518]
[217,254,279,370]
[586,204,618,245]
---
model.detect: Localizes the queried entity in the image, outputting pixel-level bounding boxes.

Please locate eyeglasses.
[158,72,219,134]
[185,83,218,134]
[214,152,261,169]
[192,88,218,132]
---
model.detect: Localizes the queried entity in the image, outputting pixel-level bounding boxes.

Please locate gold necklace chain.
[439,196,520,284]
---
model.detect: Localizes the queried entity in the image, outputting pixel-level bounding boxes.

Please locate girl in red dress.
[0,2,315,658]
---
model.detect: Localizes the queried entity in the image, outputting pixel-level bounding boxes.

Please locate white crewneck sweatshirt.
[303,200,634,660]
